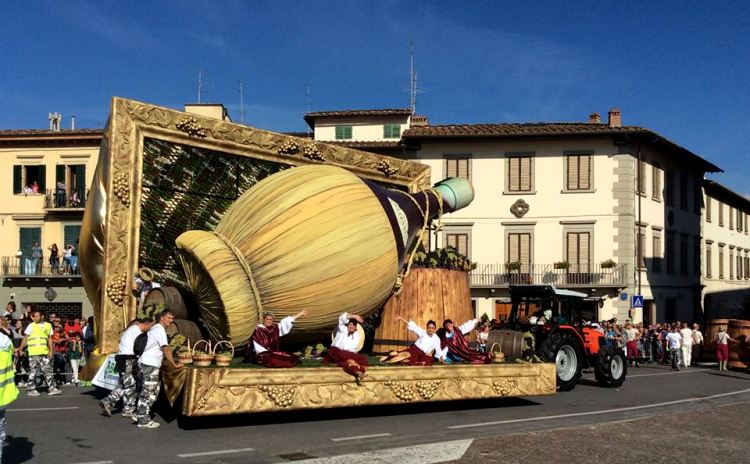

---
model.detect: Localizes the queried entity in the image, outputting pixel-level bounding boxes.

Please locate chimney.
[410,115,429,127]
[48,112,62,131]
[607,108,622,128]
[71,116,76,130]
[588,112,601,124]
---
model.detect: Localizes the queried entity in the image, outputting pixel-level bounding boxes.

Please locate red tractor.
[497,285,627,390]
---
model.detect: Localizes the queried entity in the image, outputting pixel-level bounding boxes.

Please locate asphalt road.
[5,363,750,464]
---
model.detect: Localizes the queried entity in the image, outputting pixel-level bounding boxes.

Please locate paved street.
[5,363,750,464]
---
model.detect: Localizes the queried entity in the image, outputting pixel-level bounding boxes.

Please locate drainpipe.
[637,143,642,298]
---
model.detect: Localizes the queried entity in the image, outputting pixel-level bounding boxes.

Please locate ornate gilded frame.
[84,98,431,353]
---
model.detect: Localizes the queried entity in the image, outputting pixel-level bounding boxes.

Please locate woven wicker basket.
[213,340,234,367]
[177,347,193,365]
[192,340,214,367]
[490,343,506,363]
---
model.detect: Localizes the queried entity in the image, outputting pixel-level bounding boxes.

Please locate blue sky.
[2,1,748,194]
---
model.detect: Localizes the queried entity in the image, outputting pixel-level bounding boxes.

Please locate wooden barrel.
[728,319,750,368]
[372,268,474,353]
[165,318,206,346]
[703,318,730,362]
[143,286,190,319]
[486,330,524,361]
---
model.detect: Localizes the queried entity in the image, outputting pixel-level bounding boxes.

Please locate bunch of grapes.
[415,380,440,400]
[259,385,295,408]
[277,140,301,155]
[106,273,127,305]
[113,173,131,207]
[384,380,415,401]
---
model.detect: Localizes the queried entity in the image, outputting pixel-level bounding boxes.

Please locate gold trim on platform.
[182,363,557,416]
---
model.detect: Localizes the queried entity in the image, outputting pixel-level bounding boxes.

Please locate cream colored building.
[307,108,736,324]
[702,180,750,318]
[0,122,102,319]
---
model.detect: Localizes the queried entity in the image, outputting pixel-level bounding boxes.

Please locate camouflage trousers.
[27,355,56,392]
[135,364,160,425]
[102,359,137,414]
[0,408,5,463]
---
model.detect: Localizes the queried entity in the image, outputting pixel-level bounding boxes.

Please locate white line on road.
[447,387,750,430]
[331,433,392,442]
[8,406,80,412]
[72,461,114,464]
[291,439,473,464]
[628,368,711,378]
[176,447,255,458]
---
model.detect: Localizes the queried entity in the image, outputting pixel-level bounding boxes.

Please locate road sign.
[631,294,644,308]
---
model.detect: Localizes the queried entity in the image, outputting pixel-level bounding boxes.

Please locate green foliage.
[505,261,522,271]
[411,245,476,271]
[600,259,617,269]
[553,261,571,270]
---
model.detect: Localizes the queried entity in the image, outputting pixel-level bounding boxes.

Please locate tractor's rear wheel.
[594,344,627,387]
[538,331,584,391]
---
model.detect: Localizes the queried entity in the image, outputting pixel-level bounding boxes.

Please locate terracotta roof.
[304,109,411,128]
[0,129,103,137]
[402,123,721,173]
[0,128,104,147]
[325,141,403,149]
[703,180,750,211]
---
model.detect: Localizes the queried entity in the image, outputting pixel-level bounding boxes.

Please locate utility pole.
[409,40,417,115]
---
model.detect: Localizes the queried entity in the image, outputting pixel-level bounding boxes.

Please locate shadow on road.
[175,396,541,430]
[4,435,34,464]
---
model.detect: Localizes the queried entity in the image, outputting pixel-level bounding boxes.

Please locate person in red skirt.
[380,316,445,365]
[324,312,368,383]
[245,309,308,368]
[715,325,735,371]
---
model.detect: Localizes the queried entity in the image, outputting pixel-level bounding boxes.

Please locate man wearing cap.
[324,313,368,382]
[245,309,308,368]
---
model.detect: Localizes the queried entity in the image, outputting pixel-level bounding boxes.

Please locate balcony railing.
[1,256,80,277]
[469,263,629,288]
[44,188,88,209]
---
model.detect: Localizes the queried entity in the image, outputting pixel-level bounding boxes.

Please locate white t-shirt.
[139,323,168,367]
[407,321,444,359]
[118,324,143,355]
[679,328,693,345]
[0,331,11,350]
[331,312,360,352]
[692,330,704,345]
[665,332,682,350]
[24,321,52,337]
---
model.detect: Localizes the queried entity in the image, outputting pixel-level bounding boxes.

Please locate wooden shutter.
[508,158,520,191]
[37,165,46,192]
[653,236,662,271]
[719,203,724,226]
[64,225,81,248]
[638,232,646,268]
[566,233,578,270]
[457,159,469,180]
[56,165,66,184]
[75,165,86,198]
[446,233,468,257]
[520,157,531,191]
[508,233,530,269]
[567,155,579,190]
[19,227,41,258]
[706,245,712,277]
[706,197,712,222]
[13,165,22,194]
[579,155,590,189]
[652,165,661,199]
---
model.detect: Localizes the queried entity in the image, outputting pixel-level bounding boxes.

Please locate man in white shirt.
[679,323,694,367]
[135,309,182,429]
[324,312,368,382]
[99,316,154,419]
[691,323,704,364]
[665,326,683,371]
[381,316,445,365]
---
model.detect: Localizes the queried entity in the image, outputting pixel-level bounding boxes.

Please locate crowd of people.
[19,241,78,276]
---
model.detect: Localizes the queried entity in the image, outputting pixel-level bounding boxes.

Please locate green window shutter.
[384,124,401,138]
[56,165,66,184]
[64,225,81,248]
[335,125,352,140]
[19,227,41,258]
[13,165,22,194]
[38,165,46,192]
[75,165,86,197]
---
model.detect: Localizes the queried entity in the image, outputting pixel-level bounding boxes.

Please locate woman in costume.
[380,316,444,365]
[324,313,368,382]
[438,318,492,364]
[246,309,308,368]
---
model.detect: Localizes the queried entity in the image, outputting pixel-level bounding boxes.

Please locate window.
[706,197,712,222]
[444,156,471,180]
[729,248,734,280]
[679,173,689,210]
[706,242,713,278]
[652,234,662,272]
[54,164,86,208]
[719,202,724,227]
[506,154,533,193]
[694,237,701,277]
[566,231,591,273]
[737,209,742,232]
[13,165,46,194]
[63,224,81,249]
[444,231,470,258]
[19,227,42,275]
[745,254,749,279]
[693,180,702,215]
[680,235,689,276]
[383,124,401,139]
[652,165,662,200]
[637,229,646,269]
[718,245,725,279]
[507,232,531,272]
[738,252,743,281]
[666,233,676,274]
[729,206,734,230]
[637,160,647,195]
[335,125,352,140]
[666,170,675,206]
[565,153,591,190]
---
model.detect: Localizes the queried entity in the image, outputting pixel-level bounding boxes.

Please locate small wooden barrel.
[728,319,750,368]
[165,319,206,346]
[372,268,474,353]
[486,329,524,361]
[144,287,189,319]
[703,318,730,362]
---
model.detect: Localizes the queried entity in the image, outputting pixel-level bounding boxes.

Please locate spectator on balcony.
[63,245,75,274]
[48,244,59,274]
[31,242,43,275]
[31,181,39,194]
[56,181,66,207]
[70,190,81,207]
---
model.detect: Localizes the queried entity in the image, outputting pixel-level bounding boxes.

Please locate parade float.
[80,98,556,417]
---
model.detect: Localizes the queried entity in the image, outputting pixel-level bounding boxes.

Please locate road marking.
[176,447,255,458]
[447,387,750,430]
[331,433,392,442]
[290,439,473,464]
[72,461,114,464]
[8,406,80,412]
[628,368,710,378]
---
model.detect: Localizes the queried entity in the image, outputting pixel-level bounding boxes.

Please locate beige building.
[0,119,102,320]
[702,180,750,318]
[306,108,741,324]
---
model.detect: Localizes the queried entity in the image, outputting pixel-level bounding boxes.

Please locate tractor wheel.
[594,344,627,387]
[538,331,584,391]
